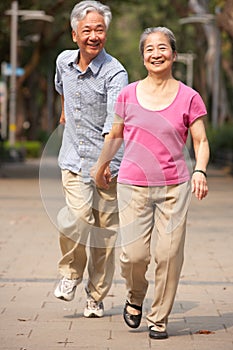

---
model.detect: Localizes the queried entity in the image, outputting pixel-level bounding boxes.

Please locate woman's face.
[143,32,176,75]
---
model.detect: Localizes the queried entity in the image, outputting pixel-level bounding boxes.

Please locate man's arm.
[59,95,66,124]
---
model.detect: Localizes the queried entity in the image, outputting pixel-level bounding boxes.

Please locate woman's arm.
[190,117,210,200]
[92,114,124,189]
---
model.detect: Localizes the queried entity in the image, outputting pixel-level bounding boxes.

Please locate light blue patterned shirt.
[55,49,128,183]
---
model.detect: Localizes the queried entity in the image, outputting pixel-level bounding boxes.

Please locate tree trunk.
[188,0,231,125]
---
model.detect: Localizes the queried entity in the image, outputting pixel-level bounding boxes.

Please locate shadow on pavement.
[0,159,40,179]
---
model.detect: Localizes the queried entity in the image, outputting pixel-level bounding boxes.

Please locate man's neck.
[77,52,97,72]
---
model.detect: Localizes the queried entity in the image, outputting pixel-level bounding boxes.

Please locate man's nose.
[90,30,98,39]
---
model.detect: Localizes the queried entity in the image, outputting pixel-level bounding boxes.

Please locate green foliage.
[207,123,233,162]
[106,0,184,82]
[3,140,42,158]
[36,129,50,144]
[0,0,233,142]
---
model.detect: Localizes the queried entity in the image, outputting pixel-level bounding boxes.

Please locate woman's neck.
[137,74,179,111]
[143,73,175,91]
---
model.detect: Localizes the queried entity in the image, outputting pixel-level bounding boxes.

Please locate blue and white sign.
[1,62,25,77]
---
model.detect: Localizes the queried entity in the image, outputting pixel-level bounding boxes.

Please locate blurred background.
[0,0,232,170]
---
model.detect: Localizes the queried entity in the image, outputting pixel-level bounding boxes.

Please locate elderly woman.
[93,27,209,339]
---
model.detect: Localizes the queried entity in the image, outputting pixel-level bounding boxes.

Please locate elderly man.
[54,0,128,318]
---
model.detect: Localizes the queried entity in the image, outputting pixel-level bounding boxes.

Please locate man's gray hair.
[70,1,112,31]
[139,27,177,58]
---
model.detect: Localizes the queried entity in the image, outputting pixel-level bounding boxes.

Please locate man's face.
[72,11,107,60]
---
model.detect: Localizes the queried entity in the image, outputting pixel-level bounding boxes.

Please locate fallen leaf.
[17,318,30,322]
[195,330,215,335]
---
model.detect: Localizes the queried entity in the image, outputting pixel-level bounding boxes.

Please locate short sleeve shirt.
[115,81,207,186]
[55,49,128,182]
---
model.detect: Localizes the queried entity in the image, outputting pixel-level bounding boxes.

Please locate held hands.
[90,163,112,190]
[191,171,208,200]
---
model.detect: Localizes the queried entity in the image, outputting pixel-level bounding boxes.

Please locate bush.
[3,140,42,159]
[207,122,233,164]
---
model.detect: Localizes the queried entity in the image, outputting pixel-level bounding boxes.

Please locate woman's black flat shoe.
[123,300,142,329]
[149,326,168,339]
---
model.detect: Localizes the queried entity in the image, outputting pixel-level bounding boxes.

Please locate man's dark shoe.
[149,326,168,339]
[123,300,142,329]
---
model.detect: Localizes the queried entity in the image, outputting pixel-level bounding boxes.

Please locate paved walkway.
[0,160,232,349]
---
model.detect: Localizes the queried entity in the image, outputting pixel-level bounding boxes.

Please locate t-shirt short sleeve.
[189,93,207,125]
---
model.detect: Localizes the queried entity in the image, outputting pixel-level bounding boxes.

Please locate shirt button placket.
[75,79,81,131]
[76,79,84,164]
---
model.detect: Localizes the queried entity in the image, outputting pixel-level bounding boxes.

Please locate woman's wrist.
[192,169,207,178]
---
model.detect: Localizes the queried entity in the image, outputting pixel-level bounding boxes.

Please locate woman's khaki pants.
[118,181,191,332]
[57,170,119,302]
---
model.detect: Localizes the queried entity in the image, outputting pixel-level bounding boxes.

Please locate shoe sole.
[54,294,72,301]
[149,330,168,340]
[149,334,168,340]
[83,310,104,318]
[54,290,75,302]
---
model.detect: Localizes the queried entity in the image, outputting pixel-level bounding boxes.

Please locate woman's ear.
[173,51,177,62]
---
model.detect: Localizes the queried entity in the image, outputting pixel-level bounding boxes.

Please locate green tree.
[0,0,232,143]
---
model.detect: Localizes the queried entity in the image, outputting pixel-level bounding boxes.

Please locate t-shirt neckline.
[134,80,181,112]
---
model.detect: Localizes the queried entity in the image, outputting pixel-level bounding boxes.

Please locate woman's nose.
[152,48,160,57]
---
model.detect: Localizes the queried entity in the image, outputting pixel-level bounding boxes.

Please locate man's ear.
[72,30,77,43]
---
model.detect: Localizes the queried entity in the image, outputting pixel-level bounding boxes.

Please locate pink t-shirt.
[115,81,207,186]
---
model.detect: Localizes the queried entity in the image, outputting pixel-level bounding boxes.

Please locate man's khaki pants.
[57,170,118,302]
[118,181,191,332]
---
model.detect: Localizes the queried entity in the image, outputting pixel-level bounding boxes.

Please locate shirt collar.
[68,49,106,75]
[68,50,79,67]
[89,49,106,74]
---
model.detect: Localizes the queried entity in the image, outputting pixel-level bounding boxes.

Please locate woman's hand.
[191,172,208,200]
[91,164,111,190]
[91,114,124,189]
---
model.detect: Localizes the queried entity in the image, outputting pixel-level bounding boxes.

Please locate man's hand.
[60,113,65,124]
